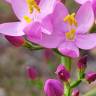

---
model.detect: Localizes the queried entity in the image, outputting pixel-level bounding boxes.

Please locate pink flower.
[44,79,64,96]
[29,1,96,58]
[0,0,57,36]
[5,36,25,47]
[75,0,96,23]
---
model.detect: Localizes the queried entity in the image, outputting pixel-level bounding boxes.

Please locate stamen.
[26,0,40,14]
[23,16,32,23]
[66,29,76,40]
[64,13,78,27]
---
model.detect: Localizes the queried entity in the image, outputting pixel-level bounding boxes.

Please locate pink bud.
[56,64,70,81]
[44,79,64,96]
[44,49,54,62]
[85,72,96,83]
[72,89,79,96]
[26,66,38,80]
[5,36,25,47]
[77,55,87,71]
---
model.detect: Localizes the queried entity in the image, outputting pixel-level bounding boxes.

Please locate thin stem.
[65,82,71,96]
[70,79,82,88]
[23,41,43,51]
[61,56,72,71]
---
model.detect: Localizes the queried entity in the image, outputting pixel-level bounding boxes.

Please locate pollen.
[64,13,78,27]
[23,16,32,23]
[65,29,76,40]
[26,0,40,14]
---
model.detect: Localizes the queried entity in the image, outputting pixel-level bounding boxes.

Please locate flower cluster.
[44,56,96,96]
[1,0,96,96]
[0,0,96,58]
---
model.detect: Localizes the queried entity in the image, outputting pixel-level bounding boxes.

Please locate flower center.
[26,0,40,14]
[64,13,78,40]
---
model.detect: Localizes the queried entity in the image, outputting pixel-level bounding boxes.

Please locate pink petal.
[41,15,53,35]
[76,1,94,33]
[38,0,57,19]
[9,0,28,20]
[58,42,79,58]
[92,0,96,17]
[75,0,92,4]
[0,22,24,36]
[52,2,68,33]
[27,31,64,48]
[76,34,96,49]
[24,22,42,39]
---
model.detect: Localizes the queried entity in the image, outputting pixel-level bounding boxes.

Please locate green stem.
[23,41,43,51]
[78,70,85,80]
[60,56,72,96]
[61,56,71,71]
[70,79,82,88]
[65,82,71,96]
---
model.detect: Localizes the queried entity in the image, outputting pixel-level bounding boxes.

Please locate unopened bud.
[44,49,54,62]
[5,36,25,47]
[56,64,70,81]
[85,72,96,83]
[44,79,64,96]
[77,55,87,71]
[26,66,38,80]
[72,89,79,96]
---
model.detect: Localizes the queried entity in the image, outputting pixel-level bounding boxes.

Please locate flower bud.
[85,72,96,83]
[26,66,38,80]
[77,55,87,71]
[44,79,64,96]
[56,64,70,81]
[72,89,79,96]
[44,49,54,62]
[5,36,25,47]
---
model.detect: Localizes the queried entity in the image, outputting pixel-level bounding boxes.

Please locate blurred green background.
[0,0,96,96]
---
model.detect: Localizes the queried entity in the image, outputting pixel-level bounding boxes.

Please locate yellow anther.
[23,15,32,23]
[26,0,40,14]
[66,29,76,40]
[64,13,78,27]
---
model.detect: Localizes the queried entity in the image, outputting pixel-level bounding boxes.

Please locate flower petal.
[38,0,57,19]
[58,42,79,58]
[41,15,53,35]
[76,1,94,33]
[75,0,92,4]
[76,34,96,49]
[0,22,24,36]
[92,0,96,17]
[24,22,42,39]
[9,0,28,20]
[52,2,68,33]
[27,31,64,48]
